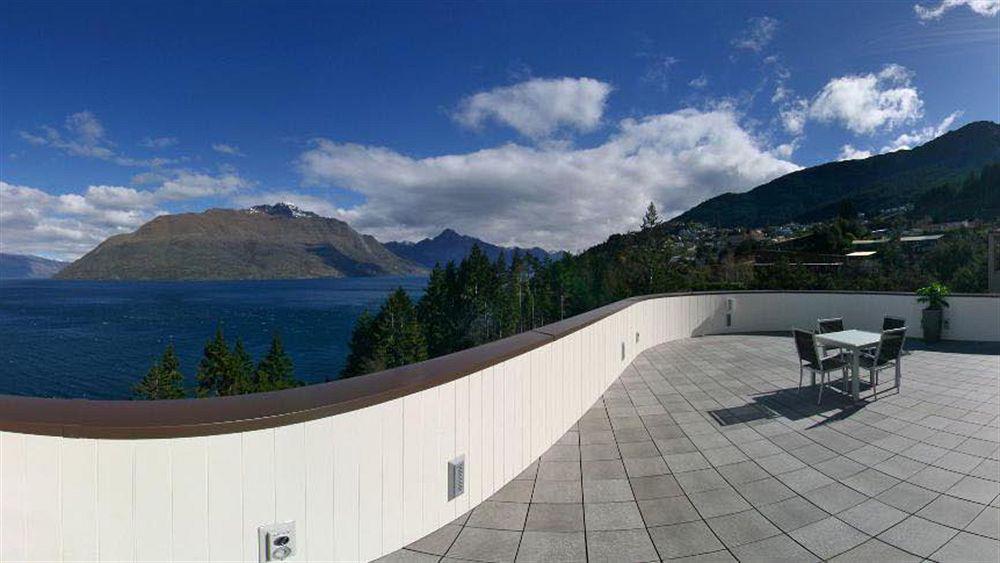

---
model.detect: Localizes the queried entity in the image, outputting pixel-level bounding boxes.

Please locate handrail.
[1,290,996,439]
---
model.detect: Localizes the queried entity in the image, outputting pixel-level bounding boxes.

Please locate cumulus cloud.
[834,111,961,161]
[0,169,253,259]
[141,136,178,149]
[19,111,178,167]
[914,0,999,20]
[838,145,874,161]
[453,77,613,140]
[780,65,924,135]
[296,107,799,251]
[212,143,245,157]
[881,110,962,152]
[732,16,779,52]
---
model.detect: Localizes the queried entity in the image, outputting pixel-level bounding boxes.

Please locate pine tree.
[255,333,299,391]
[133,343,187,400]
[229,338,257,394]
[641,202,660,230]
[196,327,231,397]
[374,288,428,369]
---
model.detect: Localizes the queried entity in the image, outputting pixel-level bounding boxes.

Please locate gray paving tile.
[375,549,442,563]
[732,476,796,506]
[542,444,581,462]
[965,506,1000,539]
[706,509,781,547]
[827,538,921,563]
[630,474,684,500]
[648,520,724,559]
[789,516,869,560]
[716,460,770,484]
[582,459,627,481]
[802,481,868,514]
[876,481,939,513]
[537,461,582,481]
[490,480,534,503]
[877,515,959,557]
[531,479,582,503]
[525,503,584,532]
[408,524,463,555]
[874,455,928,480]
[581,443,621,461]
[815,455,867,480]
[701,445,749,467]
[676,468,729,494]
[841,468,899,496]
[731,534,820,563]
[947,475,1000,505]
[586,529,659,562]
[917,494,986,529]
[447,527,521,562]
[584,478,635,503]
[664,549,737,562]
[617,441,660,459]
[838,498,908,535]
[930,531,1000,563]
[467,501,529,531]
[624,456,670,478]
[584,501,645,531]
[687,487,751,518]
[664,452,711,473]
[638,496,701,526]
[515,531,586,562]
[778,466,835,494]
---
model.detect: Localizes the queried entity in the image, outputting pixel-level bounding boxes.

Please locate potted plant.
[916,282,950,342]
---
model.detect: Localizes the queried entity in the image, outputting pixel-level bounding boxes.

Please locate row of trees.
[133,329,300,399]
[342,198,994,378]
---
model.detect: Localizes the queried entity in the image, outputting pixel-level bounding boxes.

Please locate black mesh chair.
[794,329,849,404]
[859,328,906,397]
[882,316,906,331]
[817,317,846,357]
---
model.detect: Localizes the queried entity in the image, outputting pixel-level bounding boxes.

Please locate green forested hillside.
[674,121,1000,227]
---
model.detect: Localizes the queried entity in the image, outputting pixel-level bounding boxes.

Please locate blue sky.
[1,0,997,258]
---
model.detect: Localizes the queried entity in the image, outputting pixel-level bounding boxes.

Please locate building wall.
[1,292,997,562]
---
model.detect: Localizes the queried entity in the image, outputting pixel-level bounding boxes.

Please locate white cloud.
[0,181,159,259]
[454,77,613,140]
[781,64,924,135]
[212,143,245,157]
[732,16,779,52]
[838,145,873,161]
[297,107,799,251]
[915,0,999,20]
[688,74,709,89]
[19,111,178,167]
[156,171,250,200]
[141,136,178,149]
[881,110,962,152]
[1,169,253,259]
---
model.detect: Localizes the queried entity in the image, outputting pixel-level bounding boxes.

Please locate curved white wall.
[1,292,997,562]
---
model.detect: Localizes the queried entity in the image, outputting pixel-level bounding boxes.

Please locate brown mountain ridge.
[55,203,426,281]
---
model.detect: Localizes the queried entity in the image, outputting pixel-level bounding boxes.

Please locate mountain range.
[673,121,1000,227]
[55,203,424,281]
[384,229,563,268]
[0,253,68,279]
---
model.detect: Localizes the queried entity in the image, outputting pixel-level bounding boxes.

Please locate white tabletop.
[815,329,881,349]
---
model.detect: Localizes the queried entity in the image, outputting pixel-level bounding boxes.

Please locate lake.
[0,277,426,399]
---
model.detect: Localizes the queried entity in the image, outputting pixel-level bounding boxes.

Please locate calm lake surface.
[0,277,426,399]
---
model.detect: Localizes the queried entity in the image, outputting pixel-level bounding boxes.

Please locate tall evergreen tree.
[229,338,257,394]
[341,310,378,377]
[133,343,186,400]
[196,327,231,397]
[342,288,428,378]
[255,333,299,391]
[641,202,660,230]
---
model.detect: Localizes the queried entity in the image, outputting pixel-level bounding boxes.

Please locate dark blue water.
[0,277,426,399]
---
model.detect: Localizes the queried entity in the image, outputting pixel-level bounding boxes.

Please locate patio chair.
[859,327,906,398]
[817,317,846,357]
[882,316,906,330]
[794,329,849,404]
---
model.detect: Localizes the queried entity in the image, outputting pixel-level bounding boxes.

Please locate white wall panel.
[207,433,242,562]
[133,440,170,562]
[357,405,383,562]
[1,432,27,563]
[304,418,335,562]
[241,430,275,563]
[380,398,405,553]
[171,437,208,562]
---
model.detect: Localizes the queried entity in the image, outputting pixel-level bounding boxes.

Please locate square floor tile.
[841,468,899,496]
[490,480,535,503]
[676,468,729,494]
[733,476,796,506]
[467,501,529,531]
[757,496,829,533]
[407,524,462,556]
[965,506,1000,540]
[877,515,959,557]
[908,466,964,493]
[917,494,986,529]
[930,531,1000,563]
[537,461,582,481]
[584,478,635,503]
[789,516,868,560]
[531,480,582,503]
[584,501,645,531]
[838,499,907,535]
[638,496,701,527]
[802,482,867,514]
[688,487,751,518]
[649,520,724,559]
[717,460,770,484]
[706,510,781,547]
[876,481,938,513]
[525,503,584,532]
[630,474,684,500]
[586,529,658,562]
[446,527,521,562]
[827,539,920,563]
[946,475,1000,505]
[624,456,670,478]
[582,460,627,481]
[515,531,586,562]
[731,534,820,563]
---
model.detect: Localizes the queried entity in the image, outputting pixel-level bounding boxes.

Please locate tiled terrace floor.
[382,334,1000,562]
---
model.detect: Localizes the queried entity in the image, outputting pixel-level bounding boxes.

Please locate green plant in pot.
[916,282,950,343]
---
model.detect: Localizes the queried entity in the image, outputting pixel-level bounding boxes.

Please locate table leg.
[851,346,860,401]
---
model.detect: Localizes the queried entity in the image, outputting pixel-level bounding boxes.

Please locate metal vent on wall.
[448,455,465,500]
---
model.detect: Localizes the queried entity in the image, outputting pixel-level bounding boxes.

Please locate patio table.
[814,329,881,401]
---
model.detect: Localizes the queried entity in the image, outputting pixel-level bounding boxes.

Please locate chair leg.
[798,364,803,394]
[817,371,824,405]
[872,368,877,398]
[895,361,901,391]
